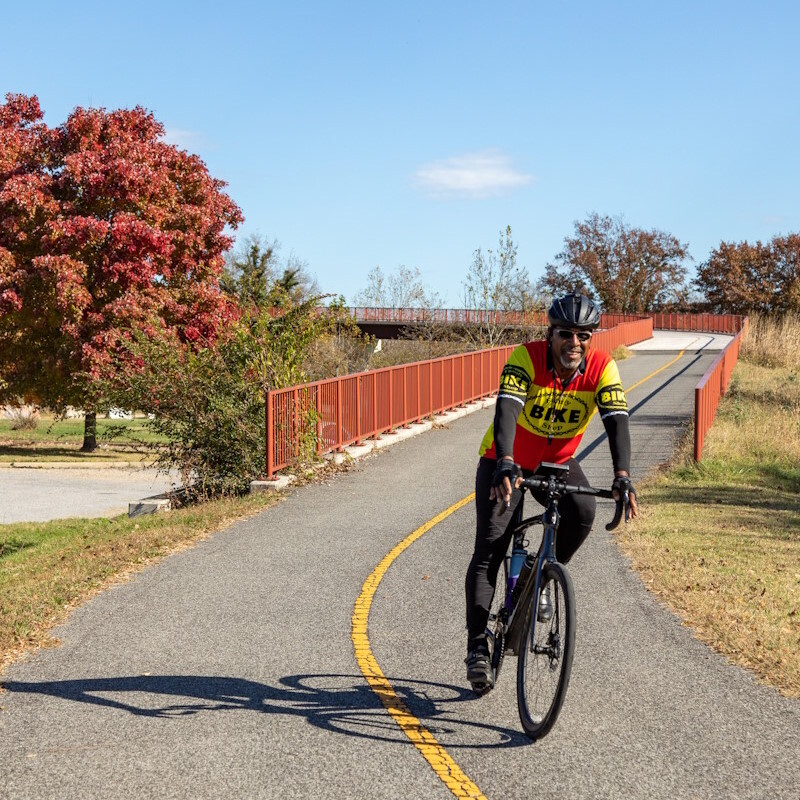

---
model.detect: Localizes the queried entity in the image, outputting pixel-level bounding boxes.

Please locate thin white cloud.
[162,127,208,151]
[414,149,533,198]
[762,214,790,227]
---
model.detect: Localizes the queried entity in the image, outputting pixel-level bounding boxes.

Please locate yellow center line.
[351,349,686,799]
[351,495,485,799]
[624,349,685,394]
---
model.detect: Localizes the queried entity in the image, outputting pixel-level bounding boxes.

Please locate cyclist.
[465,292,638,692]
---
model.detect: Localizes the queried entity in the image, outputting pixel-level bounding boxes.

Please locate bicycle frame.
[502,466,625,617]
[488,466,622,662]
[502,482,561,654]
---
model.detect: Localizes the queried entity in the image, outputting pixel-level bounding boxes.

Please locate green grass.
[0,415,166,462]
[0,414,165,444]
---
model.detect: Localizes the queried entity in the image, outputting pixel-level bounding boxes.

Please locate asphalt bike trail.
[373,351,800,799]
[1,350,797,799]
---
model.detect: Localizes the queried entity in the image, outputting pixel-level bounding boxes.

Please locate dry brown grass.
[369,337,481,368]
[6,406,40,431]
[701,362,800,485]
[611,345,633,361]
[616,357,800,698]
[740,312,800,369]
[617,481,800,698]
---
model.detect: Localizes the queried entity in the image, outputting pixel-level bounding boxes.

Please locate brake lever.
[605,502,622,531]
[605,490,628,531]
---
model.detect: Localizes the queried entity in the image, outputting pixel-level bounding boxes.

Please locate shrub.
[106,297,343,498]
[7,405,40,430]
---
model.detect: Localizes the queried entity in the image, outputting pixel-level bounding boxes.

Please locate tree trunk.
[81,411,97,452]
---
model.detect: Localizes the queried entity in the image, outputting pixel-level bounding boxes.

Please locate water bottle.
[510,554,536,606]
[508,547,527,595]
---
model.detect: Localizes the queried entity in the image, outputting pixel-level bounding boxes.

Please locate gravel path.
[0,466,178,523]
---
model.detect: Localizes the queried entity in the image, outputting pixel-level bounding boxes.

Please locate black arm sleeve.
[494,395,524,461]
[601,412,631,474]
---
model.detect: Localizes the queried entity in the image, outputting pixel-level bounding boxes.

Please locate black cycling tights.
[465,457,596,646]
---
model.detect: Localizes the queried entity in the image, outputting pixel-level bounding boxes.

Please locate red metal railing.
[349,307,745,334]
[591,318,653,352]
[266,346,517,478]
[349,307,548,325]
[651,312,746,334]
[349,307,652,329]
[265,317,654,478]
[694,317,749,460]
[265,312,748,475]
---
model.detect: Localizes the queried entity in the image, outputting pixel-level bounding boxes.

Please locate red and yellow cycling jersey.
[479,340,627,470]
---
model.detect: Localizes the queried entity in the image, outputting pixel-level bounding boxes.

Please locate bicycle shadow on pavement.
[1,672,531,749]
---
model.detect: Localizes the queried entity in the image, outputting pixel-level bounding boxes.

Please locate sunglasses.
[554,328,592,343]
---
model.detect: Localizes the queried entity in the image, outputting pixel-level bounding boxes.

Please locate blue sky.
[3,1,799,305]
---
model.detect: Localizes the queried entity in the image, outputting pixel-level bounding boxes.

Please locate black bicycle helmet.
[547,292,601,330]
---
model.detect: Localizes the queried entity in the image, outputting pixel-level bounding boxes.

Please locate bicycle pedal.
[470,679,494,696]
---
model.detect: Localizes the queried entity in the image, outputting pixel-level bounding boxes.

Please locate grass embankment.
[0,493,279,670]
[617,315,800,698]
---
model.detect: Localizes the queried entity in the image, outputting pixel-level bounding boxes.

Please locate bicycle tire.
[516,561,576,740]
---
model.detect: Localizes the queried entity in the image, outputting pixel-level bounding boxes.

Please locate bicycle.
[484,461,631,741]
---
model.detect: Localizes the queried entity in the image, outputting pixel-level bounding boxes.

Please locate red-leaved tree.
[696,235,800,314]
[540,213,691,312]
[0,94,243,449]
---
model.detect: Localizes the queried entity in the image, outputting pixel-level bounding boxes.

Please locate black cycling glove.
[492,460,520,488]
[612,475,637,522]
[611,475,636,498]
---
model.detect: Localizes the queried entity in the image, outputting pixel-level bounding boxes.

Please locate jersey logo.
[522,389,590,438]
[499,365,530,396]
[596,382,627,412]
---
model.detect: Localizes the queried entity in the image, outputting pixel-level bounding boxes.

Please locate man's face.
[550,327,591,372]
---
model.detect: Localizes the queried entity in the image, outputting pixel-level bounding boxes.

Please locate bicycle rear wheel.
[516,561,576,740]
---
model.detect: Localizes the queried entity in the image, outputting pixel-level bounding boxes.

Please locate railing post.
[372,373,378,439]
[429,360,434,418]
[266,388,274,479]
[450,355,455,410]
[293,387,300,459]
[402,365,408,427]
[315,385,322,456]
[355,375,362,445]
[336,379,343,452]
[694,386,702,461]
[416,362,421,422]
[389,368,394,429]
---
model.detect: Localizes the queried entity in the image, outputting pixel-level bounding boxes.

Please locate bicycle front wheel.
[516,561,576,740]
